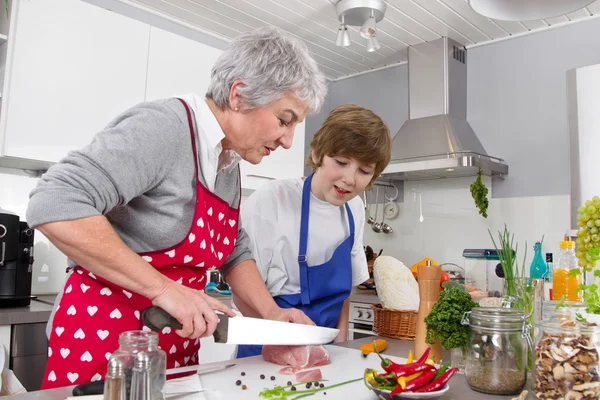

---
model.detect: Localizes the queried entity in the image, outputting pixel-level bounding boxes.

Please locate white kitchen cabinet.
[239,121,306,191]
[0,0,150,164]
[145,27,222,102]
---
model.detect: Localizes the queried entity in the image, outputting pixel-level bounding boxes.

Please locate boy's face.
[310,153,375,207]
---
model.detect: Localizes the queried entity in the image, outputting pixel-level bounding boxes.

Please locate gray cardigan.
[26,98,253,277]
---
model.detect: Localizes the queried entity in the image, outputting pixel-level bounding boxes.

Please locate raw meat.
[296,369,322,383]
[278,367,294,375]
[262,345,330,370]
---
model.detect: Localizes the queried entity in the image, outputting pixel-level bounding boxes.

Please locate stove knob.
[366,311,372,319]
[357,310,363,319]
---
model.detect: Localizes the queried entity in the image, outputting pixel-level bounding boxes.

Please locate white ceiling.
[127,0,600,80]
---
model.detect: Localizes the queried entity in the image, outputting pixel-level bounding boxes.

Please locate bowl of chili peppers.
[364,347,457,399]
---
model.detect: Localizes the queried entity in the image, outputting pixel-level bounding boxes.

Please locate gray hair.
[206,26,327,114]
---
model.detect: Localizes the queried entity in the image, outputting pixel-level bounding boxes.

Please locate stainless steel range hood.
[382,37,508,181]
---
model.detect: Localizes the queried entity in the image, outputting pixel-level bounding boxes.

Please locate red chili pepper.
[374,344,405,373]
[391,370,436,394]
[416,347,431,364]
[389,363,435,378]
[415,368,458,393]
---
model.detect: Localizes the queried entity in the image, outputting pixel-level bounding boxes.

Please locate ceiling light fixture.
[468,0,595,21]
[335,0,387,49]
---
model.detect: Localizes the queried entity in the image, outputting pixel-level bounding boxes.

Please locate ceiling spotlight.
[336,25,351,47]
[366,37,381,52]
[468,0,595,21]
[335,0,386,49]
[360,12,377,39]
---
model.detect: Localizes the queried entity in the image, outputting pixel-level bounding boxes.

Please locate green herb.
[259,378,361,399]
[424,287,478,350]
[470,168,489,218]
[488,224,529,302]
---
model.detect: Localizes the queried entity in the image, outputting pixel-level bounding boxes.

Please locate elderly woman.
[27,26,326,388]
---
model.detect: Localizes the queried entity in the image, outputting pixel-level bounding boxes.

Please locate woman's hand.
[150,280,236,339]
[265,307,316,326]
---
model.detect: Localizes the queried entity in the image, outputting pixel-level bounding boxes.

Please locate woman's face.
[310,154,375,207]
[223,92,308,165]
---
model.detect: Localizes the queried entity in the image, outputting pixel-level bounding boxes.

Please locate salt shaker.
[104,358,126,400]
[130,351,151,400]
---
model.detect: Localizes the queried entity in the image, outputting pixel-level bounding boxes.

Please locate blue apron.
[236,174,354,358]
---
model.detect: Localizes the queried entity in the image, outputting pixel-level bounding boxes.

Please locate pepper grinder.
[414,260,442,363]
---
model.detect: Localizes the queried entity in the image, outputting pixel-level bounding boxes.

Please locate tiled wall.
[363,176,571,271]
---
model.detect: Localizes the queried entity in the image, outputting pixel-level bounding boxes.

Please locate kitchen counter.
[349,287,380,304]
[4,336,528,400]
[0,296,57,325]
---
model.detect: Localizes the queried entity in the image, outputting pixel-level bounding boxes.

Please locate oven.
[348,301,378,340]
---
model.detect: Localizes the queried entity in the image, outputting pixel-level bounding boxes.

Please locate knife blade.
[141,306,339,345]
[166,362,235,376]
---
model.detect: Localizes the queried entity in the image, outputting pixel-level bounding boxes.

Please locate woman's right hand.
[149,280,236,339]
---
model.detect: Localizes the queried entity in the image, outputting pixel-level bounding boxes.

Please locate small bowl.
[364,377,449,400]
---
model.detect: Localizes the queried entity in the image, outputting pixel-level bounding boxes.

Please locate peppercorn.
[241,385,247,390]
[287,381,292,386]
[291,386,296,391]
[260,374,265,379]
[241,372,245,376]
[235,380,241,386]
[306,382,311,388]
[319,383,324,388]
[270,376,275,381]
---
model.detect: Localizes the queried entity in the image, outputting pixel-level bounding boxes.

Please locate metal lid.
[467,307,527,331]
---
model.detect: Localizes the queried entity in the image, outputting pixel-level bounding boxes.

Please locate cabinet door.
[2,0,150,163]
[145,27,222,101]
[239,121,306,190]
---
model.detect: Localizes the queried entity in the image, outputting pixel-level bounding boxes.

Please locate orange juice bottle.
[552,239,582,301]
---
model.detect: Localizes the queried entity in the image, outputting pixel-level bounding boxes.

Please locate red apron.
[41,99,240,389]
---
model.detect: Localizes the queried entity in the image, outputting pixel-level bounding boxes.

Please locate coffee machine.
[0,212,35,307]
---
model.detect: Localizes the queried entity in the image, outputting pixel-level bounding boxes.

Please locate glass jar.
[534,321,600,400]
[109,330,166,400]
[541,300,586,322]
[462,307,531,395]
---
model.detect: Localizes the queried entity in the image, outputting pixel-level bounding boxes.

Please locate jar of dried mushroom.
[534,320,600,400]
[462,307,531,395]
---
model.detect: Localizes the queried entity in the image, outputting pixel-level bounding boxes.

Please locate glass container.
[462,307,531,395]
[462,249,504,298]
[534,321,600,400]
[541,300,587,322]
[108,331,166,400]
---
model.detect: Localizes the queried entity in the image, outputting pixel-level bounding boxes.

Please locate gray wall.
[468,17,600,198]
[306,17,600,198]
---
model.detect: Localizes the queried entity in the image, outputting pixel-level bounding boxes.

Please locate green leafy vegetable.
[424,287,478,350]
[470,168,489,218]
[259,378,361,399]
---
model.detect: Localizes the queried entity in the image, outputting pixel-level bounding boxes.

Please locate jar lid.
[468,307,527,330]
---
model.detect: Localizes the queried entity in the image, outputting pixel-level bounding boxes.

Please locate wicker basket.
[371,304,417,340]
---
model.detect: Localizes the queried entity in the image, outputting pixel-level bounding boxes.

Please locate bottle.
[552,238,582,301]
[545,253,554,301]
[104,358,126,400]
[414,260,442,363]
[529,242,548,279]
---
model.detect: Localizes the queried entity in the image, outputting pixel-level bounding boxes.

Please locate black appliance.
[0,212,35,307]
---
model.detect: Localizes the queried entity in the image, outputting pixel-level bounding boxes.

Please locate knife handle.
[142,306,183,332]
[72,380,105,396]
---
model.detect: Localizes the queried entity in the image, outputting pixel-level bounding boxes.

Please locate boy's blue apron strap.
[298,175,312,305]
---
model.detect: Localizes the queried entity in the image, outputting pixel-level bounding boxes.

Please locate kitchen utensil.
[381,186,393,234]
[371,186,382,233]
[71,364,234,397]
[382,184,400,220]
[142,306,339,345]
[418,192,424,223]
[365,191,375,225]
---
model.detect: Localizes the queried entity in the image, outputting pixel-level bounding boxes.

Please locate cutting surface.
[197,344,410,399]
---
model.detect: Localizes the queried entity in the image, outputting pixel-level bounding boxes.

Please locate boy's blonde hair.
[307,104,391,188]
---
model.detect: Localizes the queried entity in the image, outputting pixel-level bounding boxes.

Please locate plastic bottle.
[414,260,442,363]
[552,238,582,301]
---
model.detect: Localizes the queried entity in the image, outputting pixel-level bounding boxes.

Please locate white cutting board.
[197,345,409,399]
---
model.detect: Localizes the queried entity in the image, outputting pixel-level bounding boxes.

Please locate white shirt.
[241,178,369,297]
[176,93,241,191]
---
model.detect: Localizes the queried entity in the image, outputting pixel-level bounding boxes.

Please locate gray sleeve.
[26,100,187,227]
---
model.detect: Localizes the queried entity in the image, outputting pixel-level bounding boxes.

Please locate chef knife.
[142,306,339,345]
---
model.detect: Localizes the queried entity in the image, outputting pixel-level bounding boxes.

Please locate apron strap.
[344,202,355,236]
[298,175,312,305]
